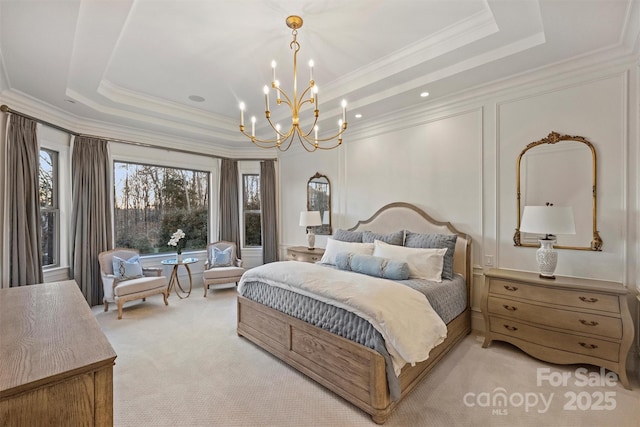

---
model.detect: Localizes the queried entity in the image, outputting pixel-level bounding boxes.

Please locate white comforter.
[238,261,447,374]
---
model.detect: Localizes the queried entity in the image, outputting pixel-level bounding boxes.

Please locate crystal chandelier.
[238,16,347,152]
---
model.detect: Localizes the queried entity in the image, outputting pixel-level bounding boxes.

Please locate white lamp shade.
[520,206,576,235]
[299,211,322,227]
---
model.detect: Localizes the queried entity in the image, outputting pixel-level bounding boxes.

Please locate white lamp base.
[536,238,557,279]
[306,231,316,250]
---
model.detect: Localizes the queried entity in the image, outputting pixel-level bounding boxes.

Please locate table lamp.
[299,211,322,250]
[519,205,576,279]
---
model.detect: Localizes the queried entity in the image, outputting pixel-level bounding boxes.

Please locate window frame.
[242,172,262,248]
[109,142,218,257]
[39,147,60,268]
[238,161,262,251]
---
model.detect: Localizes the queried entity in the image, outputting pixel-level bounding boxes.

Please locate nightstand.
[287,246,325,263]
[482,268,633,390]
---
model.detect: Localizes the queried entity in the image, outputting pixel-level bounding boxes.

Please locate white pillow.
[320,238,374,265]
[372,240,447,281]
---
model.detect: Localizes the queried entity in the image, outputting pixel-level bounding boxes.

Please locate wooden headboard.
[347,202,472,284]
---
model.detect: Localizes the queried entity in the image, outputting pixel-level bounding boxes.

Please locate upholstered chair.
[98,248,169,319]
[203,241,246,297]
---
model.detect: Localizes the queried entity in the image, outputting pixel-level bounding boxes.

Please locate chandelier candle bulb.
[314,86,318,109]
[341,100,347,123]
[275,80,281,102]
[309,59,314,83]
[251,116,256,137]
[271,60,276,83]
[314,125,318,141]
[239,102,245,126]
[263,85,270,112]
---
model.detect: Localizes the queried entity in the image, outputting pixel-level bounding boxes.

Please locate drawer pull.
[503,285,519,292]
[311,257,318,261]
[503,324,518,332]
[579,296,598,303]
[579,319,599,327]
[579,342,598,350]
[502,305,518,311]
[291,254,297,258]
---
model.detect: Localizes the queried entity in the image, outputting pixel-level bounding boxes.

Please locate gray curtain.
[70,136,112,306]
[6,115,43,286]
[260,160,278,263]
[219,159,241,258]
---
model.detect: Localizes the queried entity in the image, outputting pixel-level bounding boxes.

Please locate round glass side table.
[161,257,198,299]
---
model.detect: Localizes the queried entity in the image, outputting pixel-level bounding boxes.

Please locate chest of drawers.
[481,269,633,390]
[0,280,117,425]
[286,245,325,263]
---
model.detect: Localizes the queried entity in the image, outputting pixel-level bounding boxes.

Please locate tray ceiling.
[0,0,638,155]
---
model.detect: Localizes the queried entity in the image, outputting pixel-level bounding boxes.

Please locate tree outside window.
[39,148,59,267]
[243,174,262,247]
[113,162,209,254]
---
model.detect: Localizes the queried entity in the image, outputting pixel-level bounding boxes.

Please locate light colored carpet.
[93,286,639,427]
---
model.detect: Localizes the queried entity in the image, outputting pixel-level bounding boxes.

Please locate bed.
[236,202,472,423]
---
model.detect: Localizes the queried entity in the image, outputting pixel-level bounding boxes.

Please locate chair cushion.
[112,255,144,280]
[114,276,167,297]
[203,266,245,280]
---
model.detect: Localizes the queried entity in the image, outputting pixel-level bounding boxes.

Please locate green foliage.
[113,162,209,254]
[160,208,208,253]
[245,212,262,247]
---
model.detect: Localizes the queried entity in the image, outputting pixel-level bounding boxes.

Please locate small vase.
[177,253,183,263]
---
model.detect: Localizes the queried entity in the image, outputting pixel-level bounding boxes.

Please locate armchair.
[98,248,169,319]
[203,241,246,297]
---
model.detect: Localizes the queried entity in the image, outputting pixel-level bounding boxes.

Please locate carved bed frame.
[237,202,472,423]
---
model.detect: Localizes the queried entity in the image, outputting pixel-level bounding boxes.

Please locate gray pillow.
[362,230,404,246]
[404,231,457,280]
[333,228,363,243]
[335,252,410,280]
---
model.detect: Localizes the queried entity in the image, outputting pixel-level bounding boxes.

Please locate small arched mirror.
[307,172,331,235]
[514,132,602,251]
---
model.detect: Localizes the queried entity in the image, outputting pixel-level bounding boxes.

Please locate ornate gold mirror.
[307,172,331,235]
[514,131,602,251]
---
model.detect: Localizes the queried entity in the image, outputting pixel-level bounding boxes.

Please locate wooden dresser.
[481,268,633,389]
[286,245,325,263]
[0,280,117,426]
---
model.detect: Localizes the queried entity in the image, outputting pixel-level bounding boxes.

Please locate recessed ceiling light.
[355,113,362,119]
[420,92,429,98]
[189,95,205,102]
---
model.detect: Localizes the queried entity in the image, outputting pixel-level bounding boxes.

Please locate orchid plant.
[167,229,186,254]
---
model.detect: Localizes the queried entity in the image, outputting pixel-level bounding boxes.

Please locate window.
[39,148,59,267]
[243,174,262,247]
[113,162,209,254]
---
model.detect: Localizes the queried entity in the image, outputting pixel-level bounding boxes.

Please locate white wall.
[277,58,640,338]
[497,72,627,280]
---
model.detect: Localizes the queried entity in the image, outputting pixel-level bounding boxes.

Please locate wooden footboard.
[237,295,471,424]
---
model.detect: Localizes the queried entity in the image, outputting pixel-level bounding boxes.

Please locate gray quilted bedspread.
[238,274,466,400]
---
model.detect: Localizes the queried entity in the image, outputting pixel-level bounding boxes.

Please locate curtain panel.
[219,159,241,258]
[260,160,278,263]
[6,115,43,286]
[70,136,113,306]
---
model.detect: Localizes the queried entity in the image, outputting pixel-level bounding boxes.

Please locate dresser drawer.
[288,251,322,263]
[487,296,622,339]
[489,317,620,362]
[489,279,620,313]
